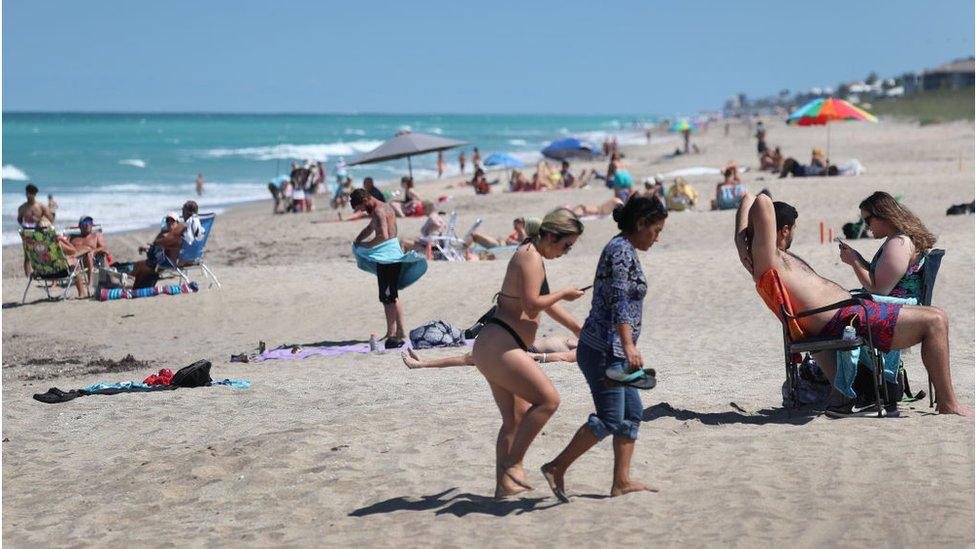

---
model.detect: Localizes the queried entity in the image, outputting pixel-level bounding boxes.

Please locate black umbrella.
[347,131,468,178]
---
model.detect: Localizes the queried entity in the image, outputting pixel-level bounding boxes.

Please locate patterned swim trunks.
[819,300,902,353]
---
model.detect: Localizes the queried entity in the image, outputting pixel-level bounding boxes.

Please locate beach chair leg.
[21,275,34,304]
[870,349,885,418]
[928,378,934,408]
[201,263,221,289]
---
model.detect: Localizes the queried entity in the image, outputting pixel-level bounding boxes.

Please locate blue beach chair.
[160,213,221,289]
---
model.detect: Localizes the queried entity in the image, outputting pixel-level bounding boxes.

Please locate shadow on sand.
[349,487,608,518]
[644,401,818,426]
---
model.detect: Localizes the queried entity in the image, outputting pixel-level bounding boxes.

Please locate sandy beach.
[2,119,973,546]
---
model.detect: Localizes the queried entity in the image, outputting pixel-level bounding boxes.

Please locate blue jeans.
[576,340,642,440]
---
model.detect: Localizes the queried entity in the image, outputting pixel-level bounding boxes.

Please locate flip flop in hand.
[605,367,657,390]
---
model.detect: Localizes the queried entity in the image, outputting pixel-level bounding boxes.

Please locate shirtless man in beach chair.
[734,192,971,416]
[130,212,187,289]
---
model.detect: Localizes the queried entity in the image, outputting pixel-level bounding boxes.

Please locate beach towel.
[251,338,476,362]
[32,378,250,403]
[353,238,428,290]
[755,269,805,341]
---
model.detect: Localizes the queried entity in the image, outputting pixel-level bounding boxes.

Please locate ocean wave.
[427,127,444,135]
[507,139,528,146]
[1,165,29,181]
[202,141,383,161]
[343,128,366,136]
[118,158,147,168]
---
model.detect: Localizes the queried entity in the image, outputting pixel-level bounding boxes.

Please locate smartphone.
[580,285,593,292]
[834,237,850,247]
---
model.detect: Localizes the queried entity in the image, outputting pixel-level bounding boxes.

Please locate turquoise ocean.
[2,113,665,244]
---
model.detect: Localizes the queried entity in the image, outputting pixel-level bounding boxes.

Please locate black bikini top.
[495,262,549,301]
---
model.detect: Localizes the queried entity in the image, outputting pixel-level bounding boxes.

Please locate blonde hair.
[530,208,582,242]
[522,217,543,238]
[859,191,936,252]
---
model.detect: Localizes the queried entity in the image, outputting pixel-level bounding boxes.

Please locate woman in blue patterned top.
[542,195,668,502]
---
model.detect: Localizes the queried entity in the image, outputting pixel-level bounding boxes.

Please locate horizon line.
[1,109,676,118]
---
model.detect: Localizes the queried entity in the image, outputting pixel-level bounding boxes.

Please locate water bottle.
[842,325,857,341]
[369,334,379,353]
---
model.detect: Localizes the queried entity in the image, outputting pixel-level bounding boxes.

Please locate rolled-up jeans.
[576,340,642,440]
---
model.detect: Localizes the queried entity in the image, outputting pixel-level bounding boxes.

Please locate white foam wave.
[428,127,444,135]
[202,141,383,161]
[507,139,528,146]
[344,128,366,136]
[118,158,147,168]
[2,165,29,181]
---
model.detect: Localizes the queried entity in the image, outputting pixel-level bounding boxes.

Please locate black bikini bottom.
[486,317,528,352]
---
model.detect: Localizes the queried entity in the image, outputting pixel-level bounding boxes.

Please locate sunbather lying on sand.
[466,217,540,249]
[734,192,971,416]
[403,336,578,368]
[566,198,624,218]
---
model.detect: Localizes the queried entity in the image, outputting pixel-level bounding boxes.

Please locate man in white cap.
[130,211,187,288]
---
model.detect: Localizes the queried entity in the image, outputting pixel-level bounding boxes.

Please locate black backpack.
[170,360,213,388]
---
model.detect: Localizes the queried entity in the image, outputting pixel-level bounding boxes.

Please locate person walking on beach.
[471,208,585,498]
[472,148,481,171]
[437,151,445,178]
[459,151,467,175]
[195,173,205,196]
[350,188,428,349]
[542,196,667,503]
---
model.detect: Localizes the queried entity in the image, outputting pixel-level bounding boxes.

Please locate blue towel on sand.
[834,294,916,398]
[353,238,428,290]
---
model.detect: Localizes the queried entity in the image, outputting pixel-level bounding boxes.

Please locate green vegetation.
[868,87,974,125]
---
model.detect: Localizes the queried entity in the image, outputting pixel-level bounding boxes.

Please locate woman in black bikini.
[471,207,585,499]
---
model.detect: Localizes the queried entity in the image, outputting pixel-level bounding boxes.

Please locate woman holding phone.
[542,195,668,503]
[838,191,935,300]
[471,208,585,498]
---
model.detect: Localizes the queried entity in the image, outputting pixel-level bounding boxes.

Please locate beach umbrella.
[786,97,877,158]
[347,131,468,178]
[668,119,697,132]
[482,153,524,169]
[541,137,601,160]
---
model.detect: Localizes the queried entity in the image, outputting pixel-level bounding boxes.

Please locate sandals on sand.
[605,368,657,390]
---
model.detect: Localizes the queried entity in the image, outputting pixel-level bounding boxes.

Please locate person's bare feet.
[401,349,422,369]
[495,464,532,499]
[500,462,533,490]
[610,480,659,497]
[541,462,569,503]
[937,402,974,417]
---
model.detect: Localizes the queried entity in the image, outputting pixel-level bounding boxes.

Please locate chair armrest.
[792,297,862,319]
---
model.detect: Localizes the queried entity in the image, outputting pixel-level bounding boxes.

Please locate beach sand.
[2,119,974,547]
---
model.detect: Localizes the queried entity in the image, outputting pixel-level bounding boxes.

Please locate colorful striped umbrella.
[786,97,877,126]
[786,98,877,159]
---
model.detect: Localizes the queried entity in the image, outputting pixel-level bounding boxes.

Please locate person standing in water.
[458,151,467,175]
[437,151,446,178]
[471,208,585,499]
[195,173,205,196]
[542,196,668,503]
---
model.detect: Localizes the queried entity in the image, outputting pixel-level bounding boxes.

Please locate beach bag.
[409,320,464,350]
[781,353,831,406]
[169,360,213,388]
[95,269,125,292]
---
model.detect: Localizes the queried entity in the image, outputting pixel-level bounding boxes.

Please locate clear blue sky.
[3,0,973,114]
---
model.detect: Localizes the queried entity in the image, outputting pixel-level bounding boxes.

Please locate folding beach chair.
[916,249,944,407]
[20,228,88,303]
[765,270,888,417]
[160,213,221,289]
[421,211,482,262]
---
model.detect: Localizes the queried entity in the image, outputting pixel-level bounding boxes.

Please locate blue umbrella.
[541,137,601,160]
[482,153,524,168]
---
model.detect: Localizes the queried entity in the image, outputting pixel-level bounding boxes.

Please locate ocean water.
[2,113,662,244]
